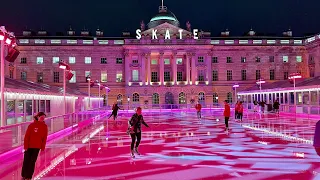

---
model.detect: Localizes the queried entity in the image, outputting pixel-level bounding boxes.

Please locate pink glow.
[233,84,239,88]
[0,112,318,179]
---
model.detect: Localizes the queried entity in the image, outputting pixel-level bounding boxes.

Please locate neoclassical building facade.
[6,5,320,107]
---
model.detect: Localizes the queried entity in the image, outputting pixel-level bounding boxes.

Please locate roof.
[4,78,90,96]
[239,76,320,93]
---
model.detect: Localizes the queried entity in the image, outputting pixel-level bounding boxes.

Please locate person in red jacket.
[235,101,240,119]
[22,112,48,180]
[224,100,231,131]
[195,102,202,119]
[238,102,244,122]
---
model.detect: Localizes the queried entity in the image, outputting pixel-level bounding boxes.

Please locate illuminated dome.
[147,6,180,29]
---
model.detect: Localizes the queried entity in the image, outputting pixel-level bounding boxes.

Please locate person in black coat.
[314,120,320,156]
[273,100,280,116]
[127,107,149,158]
[108,102,123,120]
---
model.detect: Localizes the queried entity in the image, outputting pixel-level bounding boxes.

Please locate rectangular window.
[53,72,59,83]
[269,56,275,62]
[132,70,139,81]
[164,72,171,82]
[21,72,27,80]
[284,72,289,80]
[212,57,218,63]
[37,57,44,64]
[132,60,138,64]
[116,58,123,64]
[227,70,232,81]
[101,71,107,82]
[101,57,107,64]
[20,57,27,64]
[151,59,158,65]
[198,56,204,63]
[177,72,183,81]
[270,69,275,80]
[241,57,246,63]
[255,56,261,62]
[164,59,170,65]
[256,70,261,80]
[296,56,302,62]
[212,70,218,81]
[227,57,232,63]
[198,70,205,81]
[241,70,246,80]
[84,57,92,64]
[53,57,59,64]
[69,57,76,64]
[116,71,123,82]
[283,56,289,63]
[69,71,76,83]
[37,72,43,83]
[9,70,13,78]
[85,71,91,80]
[151,72,158,82]
[176,58,183,65]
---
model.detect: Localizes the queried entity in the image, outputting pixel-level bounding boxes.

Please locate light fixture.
[289,73,302,80]
[233,84,239,88]
[59,62,70,70]
[0,32,4,40]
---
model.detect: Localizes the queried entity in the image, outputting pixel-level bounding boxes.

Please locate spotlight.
[66,71,74,80]
[5,37,12,45]
[0,32,5,41]
[5,47,20,62]
[59,61,71,70]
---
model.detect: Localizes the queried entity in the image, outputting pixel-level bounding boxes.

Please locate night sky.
[1,0,319,37]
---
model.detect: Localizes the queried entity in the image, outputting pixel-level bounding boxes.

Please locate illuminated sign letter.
[152,29,158,39]
[179,29,183,39]
[193,29,199,40]
[165,29,171,39]
[136,29,142,40]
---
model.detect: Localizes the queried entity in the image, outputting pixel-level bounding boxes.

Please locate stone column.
[315,48,320,77]
[159,52,164,85]
[191,53,196,84]
[124,51,130,86]
[172,52,177,85]
[186,53,190,84]
[146,53,151,85]
[141,53,146,84]
[206,52,212,83]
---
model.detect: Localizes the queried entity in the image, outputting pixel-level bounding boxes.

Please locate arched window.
[152,93,160,104]
[213,93,218,104]
[117,94,123,105]
[227,92,233,104]
[132,93,140,102]
[198,92,205,105]
[179,92,186,104]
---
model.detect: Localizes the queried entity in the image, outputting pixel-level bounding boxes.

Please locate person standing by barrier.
[235,101,240,119]
[195,102,202,119]
[314,120,320,156]
[273,99,280,116]
[127,107,149,158]
[238,102,244,122]
[22,112,48,180]
[224,100,231,131]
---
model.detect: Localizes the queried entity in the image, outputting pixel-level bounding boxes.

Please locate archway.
[165,92,174,104]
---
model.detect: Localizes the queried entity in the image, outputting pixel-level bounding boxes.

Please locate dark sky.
[1,0,319,37]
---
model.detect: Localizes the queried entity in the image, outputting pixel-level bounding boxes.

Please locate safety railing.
[0,108,107,155]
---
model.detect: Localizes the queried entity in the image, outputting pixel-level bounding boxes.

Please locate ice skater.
[22,112,48,180]
[273,99,280,116]
[224,100,231,131]
[127,107,149,158]
[108,102,123,121]
[195,101,202,120]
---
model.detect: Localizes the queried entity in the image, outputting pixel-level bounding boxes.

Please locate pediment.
[141,22,192,38]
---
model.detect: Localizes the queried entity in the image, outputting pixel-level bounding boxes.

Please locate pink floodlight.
[5,37,12,45]
[59,64,67,69]
[233,84,239,88]
[0,32,5,41]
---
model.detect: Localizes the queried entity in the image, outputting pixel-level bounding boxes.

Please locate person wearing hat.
[21,112,48,180]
